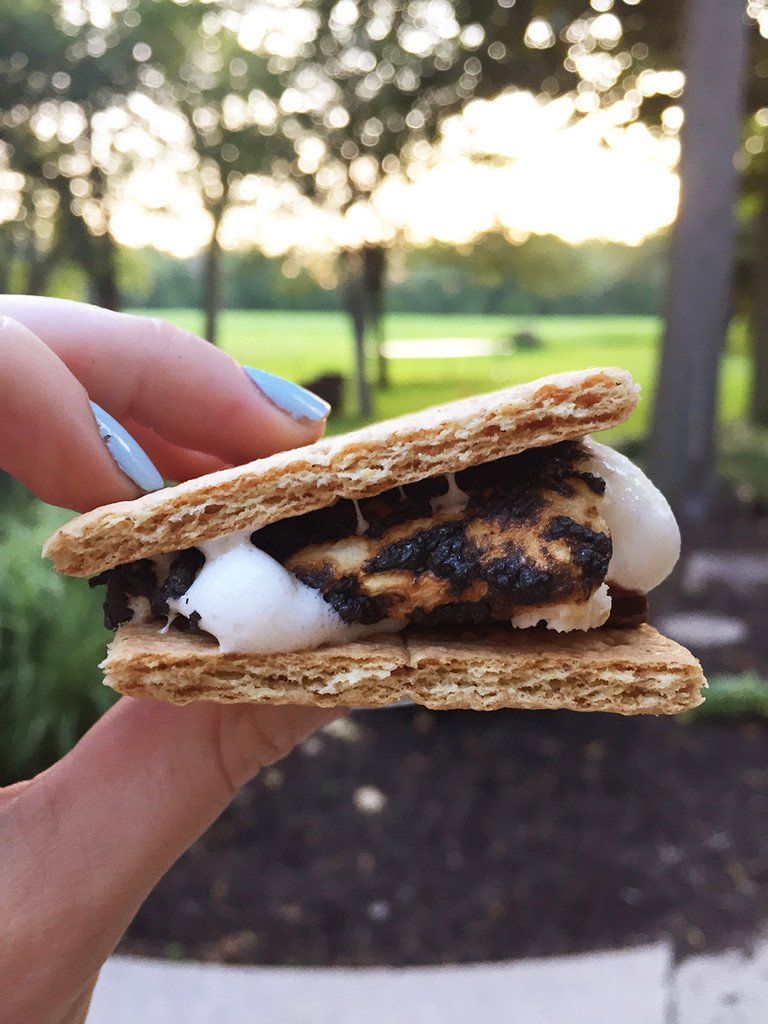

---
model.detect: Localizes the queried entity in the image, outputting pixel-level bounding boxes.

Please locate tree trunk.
[353,312,370,418]
[91,243,121,310]
[24,248,52,297]
[375,319,388,390]
[750,192,768,424]
[91,269,121,310]
[362,245,388,390]
[645,0,748,520]
[84,121,122,310]
[54,194,122,310]
[89,235,121,310]
[0,225,10,294]
[204,217,223,346]
[342,248,372,418]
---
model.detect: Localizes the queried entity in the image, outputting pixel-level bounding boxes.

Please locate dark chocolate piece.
[90,559,157,630]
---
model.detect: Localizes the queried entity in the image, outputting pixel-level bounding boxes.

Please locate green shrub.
[684,672,768,724]
[718,421,768,504]
[0,493,117,784]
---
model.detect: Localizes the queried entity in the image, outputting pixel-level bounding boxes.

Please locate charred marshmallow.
[161,442,679,651]
[166,533,396,654]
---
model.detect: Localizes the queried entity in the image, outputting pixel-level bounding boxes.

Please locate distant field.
[132,309,749,442]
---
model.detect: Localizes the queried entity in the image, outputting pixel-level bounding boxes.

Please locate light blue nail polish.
[242,366,331,421]
[89,402,164,493]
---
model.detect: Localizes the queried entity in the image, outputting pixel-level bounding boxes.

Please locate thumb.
[3,698,343,1022]
[49,696,343,902]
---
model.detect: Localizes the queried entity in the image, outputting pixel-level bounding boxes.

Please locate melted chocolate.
[90,559,157,630]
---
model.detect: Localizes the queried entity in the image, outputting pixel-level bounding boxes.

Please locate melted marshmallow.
[583,438,680,594]
[167,532,366,654]
[430,473,469,514]
[511,583,612,633]
[352,499,369,535]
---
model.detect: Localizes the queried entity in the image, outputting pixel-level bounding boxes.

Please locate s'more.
[44,367,706,714]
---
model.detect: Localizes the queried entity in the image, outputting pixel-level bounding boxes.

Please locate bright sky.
[108,89,680,259]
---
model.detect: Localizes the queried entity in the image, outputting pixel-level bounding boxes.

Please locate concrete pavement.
[86,938,768,1023]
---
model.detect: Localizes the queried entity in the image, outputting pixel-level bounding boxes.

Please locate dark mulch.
[120,500,768,968]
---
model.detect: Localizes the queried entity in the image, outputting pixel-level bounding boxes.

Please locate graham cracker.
[44,367,639,577]
[101,621,705,716]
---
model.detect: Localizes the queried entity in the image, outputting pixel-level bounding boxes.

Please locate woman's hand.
[0,296,329,510]
[0,298,342,1024]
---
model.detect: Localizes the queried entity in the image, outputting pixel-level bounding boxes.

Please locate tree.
[242,0,706,416]
[646,0,750,518]
[5,0,745,477]
[123,2,292,344]
[0,0,184,308]
[0,1,687,369]
[253,0,594,414]
[737,13,768,425]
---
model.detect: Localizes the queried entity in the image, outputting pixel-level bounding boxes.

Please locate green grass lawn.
[131,309,750,445]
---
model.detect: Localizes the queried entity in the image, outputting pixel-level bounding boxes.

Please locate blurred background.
[5,0,768,969]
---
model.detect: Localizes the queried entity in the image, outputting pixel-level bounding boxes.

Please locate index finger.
[0,297,330,468]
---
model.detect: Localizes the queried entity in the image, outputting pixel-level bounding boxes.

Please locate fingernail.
[89,401,164,493]
[242,366,330,421]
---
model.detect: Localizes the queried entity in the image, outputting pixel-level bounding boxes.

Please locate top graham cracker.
[43,367,640,578]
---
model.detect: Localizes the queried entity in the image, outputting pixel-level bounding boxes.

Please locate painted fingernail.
[89,402,164,493]
[242,366,330,421]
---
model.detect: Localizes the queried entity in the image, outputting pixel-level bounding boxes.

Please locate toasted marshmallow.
[167,533,350,653]
[583,439,680,594]
[161,443,680,652]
